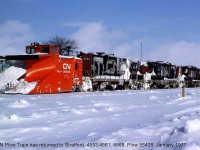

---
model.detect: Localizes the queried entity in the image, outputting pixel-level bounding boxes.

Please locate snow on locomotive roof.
[140,61,148,66]
[181,65,198,69]
[145,60,176,66]
[25,53,47,55]
[159,61,177,66]
[87,52,115,56]
[156,61,172,64]
[87,52,106,55]
[86,52,139,63]
[96,52,105,55]
[125,57,139,63]
[59,55,81,59]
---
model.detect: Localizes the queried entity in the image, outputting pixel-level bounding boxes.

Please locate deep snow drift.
[0,66,36,94]
[1,88,200,149]
[0,66,26,91]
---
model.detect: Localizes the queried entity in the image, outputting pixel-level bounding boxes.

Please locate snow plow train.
[1,42,200,94]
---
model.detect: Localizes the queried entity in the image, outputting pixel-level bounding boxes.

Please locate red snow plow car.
[5,42,82,94]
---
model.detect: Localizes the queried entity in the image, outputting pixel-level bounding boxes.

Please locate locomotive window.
[157,65,161,71]
[84,58,90,60]
[69,51,73,56]
[108,64,113,69]
[132,63,138,68]
[75,63,78,70]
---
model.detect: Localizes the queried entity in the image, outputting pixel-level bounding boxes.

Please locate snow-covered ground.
[1,88,200,150]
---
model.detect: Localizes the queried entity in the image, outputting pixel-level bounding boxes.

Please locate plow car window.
[75,64,78,70]
[31,48,35,54]
[27,48,30,54]
[41,47,49,53]
[52,48,58,53]
[27,48,35,54]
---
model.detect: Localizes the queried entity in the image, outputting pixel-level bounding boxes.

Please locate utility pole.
[140,41,143,62]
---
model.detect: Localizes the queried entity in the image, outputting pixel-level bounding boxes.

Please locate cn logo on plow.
[63,63,71,70]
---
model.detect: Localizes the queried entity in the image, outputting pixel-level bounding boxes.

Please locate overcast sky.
[0,0,200,67]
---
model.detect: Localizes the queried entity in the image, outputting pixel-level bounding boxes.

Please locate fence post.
[182,86,185,97]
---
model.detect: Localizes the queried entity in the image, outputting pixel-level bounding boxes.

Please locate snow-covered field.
[1,88,200,150]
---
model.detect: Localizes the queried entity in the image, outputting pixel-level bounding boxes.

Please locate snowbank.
[143,71,156,81]
[0,114,22,122]
[160,107,200,150]
[0,66,37,94]
[5,80,37,94]
[8,99,30,108]
[184,119,200,133]
[0,66,26,91]
[1,88,200,149]
[82,77,93,91]
[177,74,186,82]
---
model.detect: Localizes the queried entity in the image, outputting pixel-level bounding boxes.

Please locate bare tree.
[43,35,79,50]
